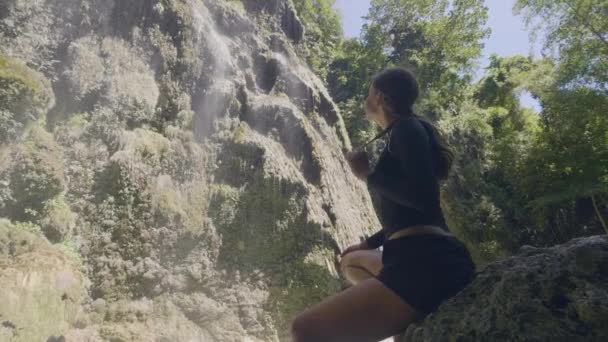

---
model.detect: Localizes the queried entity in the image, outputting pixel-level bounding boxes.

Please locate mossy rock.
[39,196,78,243]
[60,37,159,129]
[0,55,53,144]
[404,235,608,342]
[0,219,86,342]
[209,176,313,271]
[209,139,344,338]
[266,250,342,340]
[1,126,65,221]
[149,174,211,233]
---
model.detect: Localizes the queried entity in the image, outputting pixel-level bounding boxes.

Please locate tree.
[292,0,343,79]
[326,38,388,149]
[470,55,542,249]
[515,0,608,89]
[514,0,608,239]
[522,87,608,239]
[327,0,490,148]
[363,0,490,118]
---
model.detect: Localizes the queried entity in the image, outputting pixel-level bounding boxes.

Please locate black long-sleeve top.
[364,116,448,249]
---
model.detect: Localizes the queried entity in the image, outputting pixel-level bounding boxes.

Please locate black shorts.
[375,234,476,315]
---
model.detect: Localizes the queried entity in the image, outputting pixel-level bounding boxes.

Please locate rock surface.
[0,220,86,342]
[0,0,378,341]
[404,235,608,342]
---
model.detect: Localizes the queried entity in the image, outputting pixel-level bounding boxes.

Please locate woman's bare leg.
[339,249,406,342]
[339,249,383,285]
[290,277,422,342]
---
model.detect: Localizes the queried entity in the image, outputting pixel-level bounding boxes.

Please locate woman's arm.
[366,117,437,212]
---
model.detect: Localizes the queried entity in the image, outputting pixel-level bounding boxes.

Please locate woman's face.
[364,83,383,123]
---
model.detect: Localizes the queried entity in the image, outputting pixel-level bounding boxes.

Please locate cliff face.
[0,0,380,341]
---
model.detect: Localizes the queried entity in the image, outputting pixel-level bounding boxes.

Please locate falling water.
[190,0,233,141]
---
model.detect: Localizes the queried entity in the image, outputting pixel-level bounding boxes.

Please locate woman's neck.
[378,112,400,129]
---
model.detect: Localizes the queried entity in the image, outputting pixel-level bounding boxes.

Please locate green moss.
[152,182,187,219]
[2,126,65,221]
[210,174,315,270]
[231,121,249,143]
[266,259,342,337]
[9,220,44,236]
[574,301,608,329]
[0,220,85,342]
[93,158,145,207]
[121,128,171,168]
[180,181,210,233]
[209,183,241,228]
[40,195,78,243]
[228,0,247,16]
[0,56,45,93]
[149,175,210,233]
[209,140,343,336]
[58,237,83,267]
[0,55,52,143]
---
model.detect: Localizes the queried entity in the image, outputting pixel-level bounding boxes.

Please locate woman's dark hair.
[372,67,454,180]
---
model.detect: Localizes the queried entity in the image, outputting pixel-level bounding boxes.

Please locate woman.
[290,68,476,342]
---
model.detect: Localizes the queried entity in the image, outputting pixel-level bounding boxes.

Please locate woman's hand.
[339,241,370,257]
[344,150,370,181]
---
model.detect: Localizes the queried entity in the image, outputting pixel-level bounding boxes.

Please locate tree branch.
[563,0,608,50]
[591,194,608,234]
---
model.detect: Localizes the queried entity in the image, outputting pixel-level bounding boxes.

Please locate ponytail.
[416,116,453,180]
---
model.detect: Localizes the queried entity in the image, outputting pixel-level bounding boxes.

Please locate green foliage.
[460,52,606,252]
[6,219,44,236]
[515,0,608,89]
[520,87,608,240]
[439,103,513,263]
[40,195,78,243]
[292,0,343,79]
[502,0,608,243]
[228,0,247,15]
[58,236,83,266]
[364,0,490,118]
[327,38,387,148]
[328,0,490,152]
[0,126,65,221]
[474,56,542,238]
[0,55,53,143]
[476,55,537,112]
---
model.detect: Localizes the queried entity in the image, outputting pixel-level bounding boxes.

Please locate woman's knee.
[339,251,356,273]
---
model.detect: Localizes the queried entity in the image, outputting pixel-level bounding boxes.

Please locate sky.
[334,0,541,110]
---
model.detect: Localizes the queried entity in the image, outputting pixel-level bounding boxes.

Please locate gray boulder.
[404,235,608,342]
